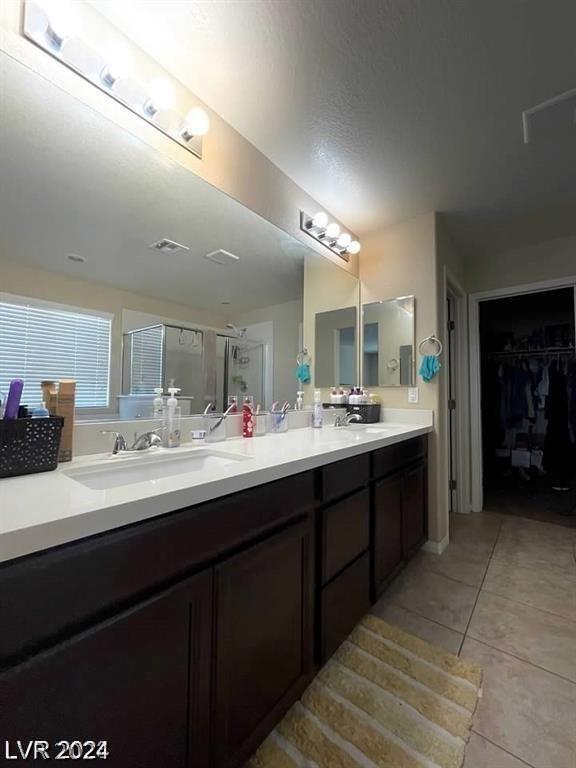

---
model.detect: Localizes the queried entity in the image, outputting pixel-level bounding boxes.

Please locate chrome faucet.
[334,413,363,428]
[101,429,163,454]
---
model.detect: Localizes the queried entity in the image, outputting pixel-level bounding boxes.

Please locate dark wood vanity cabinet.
[0,570,213,768]
[371,437,428,600]
[0,437,428,767]
[212,517,313,768]
[373,471,404,594]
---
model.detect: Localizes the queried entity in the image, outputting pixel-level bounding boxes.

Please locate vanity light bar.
[22,1,210,160]
[300,211,361,262]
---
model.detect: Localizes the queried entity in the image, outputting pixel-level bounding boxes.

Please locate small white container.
[254,412,268,436]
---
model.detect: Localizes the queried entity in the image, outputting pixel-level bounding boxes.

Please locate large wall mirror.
[0,53,358,420]
[362,296,415,387]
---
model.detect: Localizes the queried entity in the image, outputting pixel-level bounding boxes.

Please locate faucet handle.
[101,430,128,454]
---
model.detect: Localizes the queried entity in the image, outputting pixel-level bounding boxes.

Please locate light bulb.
[325,222,340,239]
[347,240,361,255]
[181,107,210,140]
[337,233,352,249]
[101,44,133,87]
[44,0,80,48]
[145,78,176,115]
[312,212,328,229]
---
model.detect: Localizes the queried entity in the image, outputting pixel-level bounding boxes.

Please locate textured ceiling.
[90,0,576,256]
[0,54,308,313]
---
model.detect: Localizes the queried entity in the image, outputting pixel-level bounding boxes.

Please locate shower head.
[225,323,247,338]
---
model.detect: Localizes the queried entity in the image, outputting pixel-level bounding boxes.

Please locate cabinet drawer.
[322,453,370,503]
[0,471,315,666]
[372,436,426,480]
[321,552,370,662]
[322,488,369,584]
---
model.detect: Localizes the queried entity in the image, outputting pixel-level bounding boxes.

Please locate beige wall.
[0,259,227,413]
[465,235,576,294]
[360,213,450,544]
[0,1,358,278]
[234,299,303,407]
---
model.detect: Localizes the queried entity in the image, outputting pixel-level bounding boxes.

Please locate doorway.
[472,285,576,526]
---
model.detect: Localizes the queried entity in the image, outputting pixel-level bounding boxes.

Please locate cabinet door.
[402,461,427,558]
[373,472,403,599]
[0,571,212,768]
[213,517,314,768]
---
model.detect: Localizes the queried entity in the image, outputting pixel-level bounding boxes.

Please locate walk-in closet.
[480,287,576,525]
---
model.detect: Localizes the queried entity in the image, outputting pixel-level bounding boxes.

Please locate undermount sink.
[64,448,248,490]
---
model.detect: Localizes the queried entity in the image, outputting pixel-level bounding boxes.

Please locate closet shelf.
[487,346,575,358]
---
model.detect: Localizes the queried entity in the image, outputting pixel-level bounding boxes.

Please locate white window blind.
[0,295,112,409]
[129,325,163,394]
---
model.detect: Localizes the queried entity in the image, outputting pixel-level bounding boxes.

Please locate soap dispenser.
[164,383,182,448]
[312,389,323,428]
[153,387,164,417]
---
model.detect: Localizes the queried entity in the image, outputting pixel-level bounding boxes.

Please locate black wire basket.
[346,403,382,424]
[0,416,64,478]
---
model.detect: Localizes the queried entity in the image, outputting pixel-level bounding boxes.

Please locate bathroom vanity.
[0,422,429,768]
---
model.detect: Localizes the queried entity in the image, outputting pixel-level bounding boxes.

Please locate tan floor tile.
[370,600,464,654]
[483,558,576,621]
[384,563,478,633]
[492,516,576,570]
[468,591,576,682]
[414,545,489,587]
[460,638,576,768]
[463,733,531,768]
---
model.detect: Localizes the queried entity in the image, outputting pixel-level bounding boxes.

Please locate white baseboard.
[422,533,449,555]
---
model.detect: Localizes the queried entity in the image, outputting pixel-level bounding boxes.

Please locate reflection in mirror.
[314,307,358,387]
[0,52,333,420]
[362,297,415,387]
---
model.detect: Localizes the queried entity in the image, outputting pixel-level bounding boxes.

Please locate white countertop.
[0,413,432,564]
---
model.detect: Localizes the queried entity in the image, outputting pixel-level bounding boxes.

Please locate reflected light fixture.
[181,107,210,140]
[44,0,79,49]
[300,211,360,262]
[23,0,209,159]
[100,44,133,87]
[144,78,176,116]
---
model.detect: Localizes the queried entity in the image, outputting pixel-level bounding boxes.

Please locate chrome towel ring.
[418,335,443,357]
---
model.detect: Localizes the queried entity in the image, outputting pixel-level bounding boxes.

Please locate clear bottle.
[153,387,164,417]
[312,389,323,428]
[164,385,181,448]
[296,391,304,411]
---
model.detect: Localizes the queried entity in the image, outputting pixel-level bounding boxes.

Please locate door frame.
[468,275,576,512]
[443,267,470,515]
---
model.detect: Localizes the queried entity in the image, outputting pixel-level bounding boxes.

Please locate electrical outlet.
[408,387,419,404]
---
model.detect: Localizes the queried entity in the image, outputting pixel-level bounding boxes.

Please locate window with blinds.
[0,295,112,409]
[129,325,164,393]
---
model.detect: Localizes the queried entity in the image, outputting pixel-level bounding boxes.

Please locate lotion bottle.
[312,389,323,428]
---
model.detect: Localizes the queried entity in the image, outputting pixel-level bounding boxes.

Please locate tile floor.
[372,511,576,768]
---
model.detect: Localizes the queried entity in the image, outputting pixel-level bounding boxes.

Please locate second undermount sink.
[64,448,249,490]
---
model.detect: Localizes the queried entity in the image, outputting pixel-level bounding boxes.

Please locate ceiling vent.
[149,238,190,254]
[204,249,240,266]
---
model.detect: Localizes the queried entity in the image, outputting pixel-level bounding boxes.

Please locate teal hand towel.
[296,362,311,384]
[419,355,441,382]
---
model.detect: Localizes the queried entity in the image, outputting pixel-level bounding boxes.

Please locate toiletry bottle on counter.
[31,400,50,418]
[153,387,164,417]
[296,391,304,411]
[312,389,323,428]
[164,385,182,448]
[242,395,254,437]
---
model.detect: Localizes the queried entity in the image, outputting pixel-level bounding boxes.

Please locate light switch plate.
[408,387,419,404]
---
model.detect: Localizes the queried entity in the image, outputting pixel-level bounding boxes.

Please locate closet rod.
[488,346,575,359]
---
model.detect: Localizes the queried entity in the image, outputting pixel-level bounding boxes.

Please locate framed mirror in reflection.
[314,307,358,387]
[362,296,415,387]
[0,52,358,421]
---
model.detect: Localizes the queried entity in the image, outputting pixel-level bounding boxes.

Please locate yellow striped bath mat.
[248,614,482,768]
